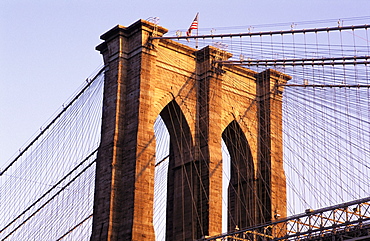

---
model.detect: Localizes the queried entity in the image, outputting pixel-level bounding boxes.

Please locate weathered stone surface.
[90,19,289,241]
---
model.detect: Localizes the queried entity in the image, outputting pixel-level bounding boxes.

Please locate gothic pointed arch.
[222,120,256,231]
[92,21,287,240]
[159,100,200,240]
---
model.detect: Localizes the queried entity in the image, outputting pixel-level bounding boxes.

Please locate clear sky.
[1,0,370,167]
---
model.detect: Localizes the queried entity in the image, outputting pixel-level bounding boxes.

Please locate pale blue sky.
[1,0,370,166]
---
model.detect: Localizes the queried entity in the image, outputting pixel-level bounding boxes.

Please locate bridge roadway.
[199,197,370,241]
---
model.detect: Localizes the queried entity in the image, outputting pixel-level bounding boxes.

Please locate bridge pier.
[90,20,165,241]
[90,20,289,240]
[256,69,288,225]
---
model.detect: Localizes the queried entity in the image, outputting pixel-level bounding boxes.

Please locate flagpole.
[186,13,199,47]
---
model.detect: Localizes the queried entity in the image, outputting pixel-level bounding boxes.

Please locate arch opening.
[153,100,197,240]
[222,120,255,231]
[153,115,170,241]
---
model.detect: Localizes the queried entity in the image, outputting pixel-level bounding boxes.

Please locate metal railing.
[200,197,370,240]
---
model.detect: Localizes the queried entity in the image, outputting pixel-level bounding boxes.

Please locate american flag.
[186,13,199,36]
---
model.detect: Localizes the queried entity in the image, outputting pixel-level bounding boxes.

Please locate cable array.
[153,117,170,241]
[0,68,104,240]
[152,21,370,237]
[1,18,370,240]
[167,16,370,37]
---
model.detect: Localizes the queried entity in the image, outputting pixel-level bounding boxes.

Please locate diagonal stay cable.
[0,148,98,239]
[154,155,169,167]
[0,67,104,177]
[55,214,93,241]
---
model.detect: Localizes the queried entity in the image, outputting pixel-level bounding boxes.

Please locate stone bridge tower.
[90,20,290,241]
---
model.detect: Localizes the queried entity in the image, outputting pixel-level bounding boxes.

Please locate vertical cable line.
[0,149,97,234]
[0,67,104,176]
[169,24,370,230]
[1,158,97,240]
[4,21,370,239]
[1,65,104,240]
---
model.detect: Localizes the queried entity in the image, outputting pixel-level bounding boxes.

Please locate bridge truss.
[154,20,370,240]
[200,197,370,240]
[1,18,370,240]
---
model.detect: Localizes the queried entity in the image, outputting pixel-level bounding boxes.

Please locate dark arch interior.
[159,100,201,240]
[222,120,256,230]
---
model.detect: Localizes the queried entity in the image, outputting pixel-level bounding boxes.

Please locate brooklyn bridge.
[1,19,370,240]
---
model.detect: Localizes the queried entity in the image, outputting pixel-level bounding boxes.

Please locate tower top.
[96,19,168,52]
